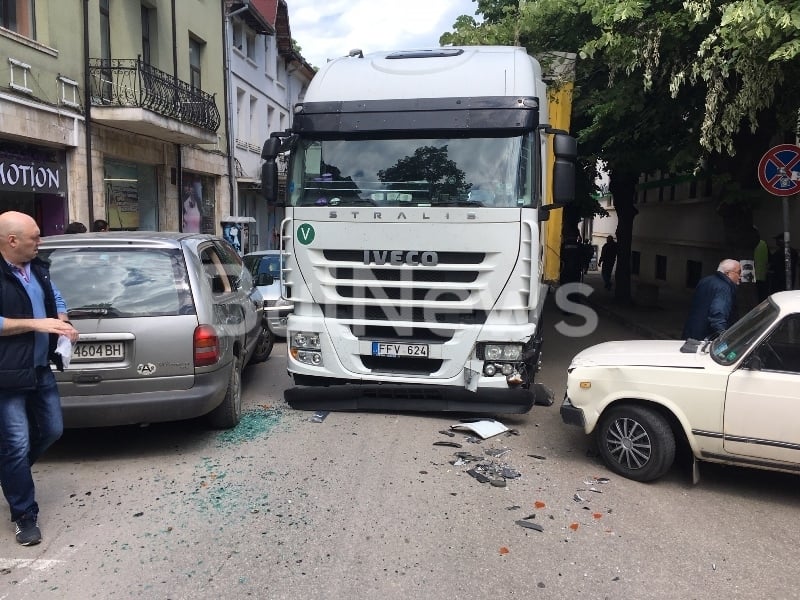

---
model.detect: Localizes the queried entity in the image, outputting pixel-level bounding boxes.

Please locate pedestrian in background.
[682,259,741,340]
[64,222,86,234]
[581,240,594,277]
[598,235,618,291]
[0,211,79,546]
[92,219,108,232]
[559,232,583,286]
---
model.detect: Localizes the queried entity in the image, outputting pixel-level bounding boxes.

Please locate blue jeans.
[0,367,63,521]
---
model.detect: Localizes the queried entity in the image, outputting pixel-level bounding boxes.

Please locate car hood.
[569,340,706,369]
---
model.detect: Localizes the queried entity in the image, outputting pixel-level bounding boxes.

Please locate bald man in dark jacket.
[682,259,741,340]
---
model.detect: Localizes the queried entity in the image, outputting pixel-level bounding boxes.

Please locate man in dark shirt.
[598,236,618,290]
[0,211,78,546]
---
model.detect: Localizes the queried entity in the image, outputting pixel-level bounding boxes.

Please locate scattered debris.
[490,479,506,487]
[534,500,546,509]
[450,419,509,439]
[309,410,329,423]
[485,447,511,458]
[466,469,490,483]
[569,523,579,531]
[585,477,611,485]
[506,505,521,511]
[574,493,586,503]
[433,441,462,448]
[528,454,547,460]
[438,429,456,437]
[516,520,544,532]
[501,467,521,479]
[499,547,510,555]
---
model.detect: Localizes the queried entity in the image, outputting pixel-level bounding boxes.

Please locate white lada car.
[561,291,800,482]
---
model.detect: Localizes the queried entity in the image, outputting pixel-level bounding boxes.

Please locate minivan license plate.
[372,342,428,358]
[72,342,124,362]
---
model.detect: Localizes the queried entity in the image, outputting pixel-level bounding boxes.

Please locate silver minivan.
[39,232,272,429]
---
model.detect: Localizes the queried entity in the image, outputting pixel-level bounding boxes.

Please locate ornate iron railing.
[88,58,220,132]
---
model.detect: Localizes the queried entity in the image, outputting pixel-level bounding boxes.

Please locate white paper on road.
[450,419,508,439]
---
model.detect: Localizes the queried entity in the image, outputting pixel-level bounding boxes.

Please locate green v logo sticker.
[297,223,315,245]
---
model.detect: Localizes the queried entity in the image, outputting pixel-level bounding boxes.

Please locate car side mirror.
[255,273,275,286]
[746,355,763,371]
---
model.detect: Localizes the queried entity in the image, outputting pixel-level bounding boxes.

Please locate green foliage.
[442,0,800,161]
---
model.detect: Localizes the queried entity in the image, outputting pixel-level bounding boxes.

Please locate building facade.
[228,0,314,252]
[1,0,228,235]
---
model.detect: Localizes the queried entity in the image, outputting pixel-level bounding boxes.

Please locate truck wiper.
[328,198,377,206]
[68,304,122,318]
[435,200,484,207]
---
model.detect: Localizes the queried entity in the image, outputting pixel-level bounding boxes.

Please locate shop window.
[104,160,158,230]
[181,171,215,234]
[1,0,35,38]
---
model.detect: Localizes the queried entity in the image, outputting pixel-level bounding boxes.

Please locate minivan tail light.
[194,325,220,367]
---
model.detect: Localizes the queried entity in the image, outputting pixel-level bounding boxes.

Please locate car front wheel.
[596,405,676,482]
[249,324,274,364]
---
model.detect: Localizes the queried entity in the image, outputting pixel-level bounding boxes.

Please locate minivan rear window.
[41,248,195,318]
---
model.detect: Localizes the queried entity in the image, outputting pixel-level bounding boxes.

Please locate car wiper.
[68,304,122,318]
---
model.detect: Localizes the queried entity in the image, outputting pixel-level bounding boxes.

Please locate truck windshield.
[288,135,536,208]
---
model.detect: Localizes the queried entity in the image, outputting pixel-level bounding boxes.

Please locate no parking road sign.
[758,144,800,197]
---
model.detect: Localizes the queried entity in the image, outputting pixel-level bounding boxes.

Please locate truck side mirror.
[552,133,577,205]
[260,137,283,204]
[261,160,279,204]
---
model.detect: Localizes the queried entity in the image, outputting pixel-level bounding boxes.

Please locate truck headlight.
[481,343,523,361]
[292,331,320,350]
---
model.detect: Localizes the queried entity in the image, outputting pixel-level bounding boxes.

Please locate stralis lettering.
[0,161,62,193]
[363,250,439,266]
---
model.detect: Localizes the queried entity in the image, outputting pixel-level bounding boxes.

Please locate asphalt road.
[0,298,797,599]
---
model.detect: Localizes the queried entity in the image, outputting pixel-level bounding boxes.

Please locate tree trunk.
[609,171,639,304]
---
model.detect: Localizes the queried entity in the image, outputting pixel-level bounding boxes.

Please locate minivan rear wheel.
[206,354,242,429]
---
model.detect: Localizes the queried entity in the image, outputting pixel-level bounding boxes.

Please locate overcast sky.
[287,0,480,69]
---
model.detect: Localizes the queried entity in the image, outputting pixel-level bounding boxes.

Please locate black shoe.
[15,516,41,546]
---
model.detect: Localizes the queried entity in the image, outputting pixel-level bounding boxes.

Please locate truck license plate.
[372,342,429,358]
[72,342,124,362]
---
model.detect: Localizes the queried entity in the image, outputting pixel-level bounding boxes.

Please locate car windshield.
[288,134,535,208]
[710,299,779,365]
[41,247,195,318]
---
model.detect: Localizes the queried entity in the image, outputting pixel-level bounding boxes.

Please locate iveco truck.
[261,46,576,413]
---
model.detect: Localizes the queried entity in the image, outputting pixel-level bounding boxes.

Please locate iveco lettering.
[363,251,438,266]
[260,46,577,414]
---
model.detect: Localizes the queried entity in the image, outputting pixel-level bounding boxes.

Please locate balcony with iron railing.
[88,58,221,144]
